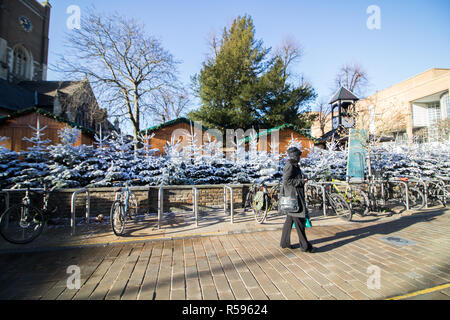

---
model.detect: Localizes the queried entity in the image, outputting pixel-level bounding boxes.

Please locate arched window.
[12,46,30,79]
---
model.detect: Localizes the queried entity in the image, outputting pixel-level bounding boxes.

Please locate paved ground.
[0,206,449,300]
[0,205,404,252]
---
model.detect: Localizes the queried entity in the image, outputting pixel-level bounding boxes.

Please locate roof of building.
[18,80,85,96]
[0,107,95,136]
[239,123,317,144]
[139,117,210,134]
[329,86,359,104]
[18,80,87,107]
[0,79,89,112]
[0,79,35,112]
[317,128,342,143]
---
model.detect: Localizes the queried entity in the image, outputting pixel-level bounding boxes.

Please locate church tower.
[0,0,51,82]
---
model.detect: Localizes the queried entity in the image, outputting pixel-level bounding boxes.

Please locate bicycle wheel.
[244,189,254,212]
[126,193,138,220]
[405,187,425,210]
[268,184,280,211]
[430,184,446,207]
[252,191,268,224]
[110,200,126,236]
[348,187,370,216]
[328,193,352,221]
[0,204,45,244]
[306,186,322,209]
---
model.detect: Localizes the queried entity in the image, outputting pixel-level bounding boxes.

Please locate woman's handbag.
[279,196,300,213]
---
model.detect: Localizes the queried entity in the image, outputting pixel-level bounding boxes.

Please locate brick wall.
[2,185,249,221]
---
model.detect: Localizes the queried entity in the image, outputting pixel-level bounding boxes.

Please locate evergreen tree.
[0,137,20,189]
[45,127,85,189]
[133,132,165,186]
[158,137,189,185]
[257,56,316,128]
[189,15,269,130]
[83,126,113,187]
[12,119,50,189]
[96,131,136,186]
[189,15,316,131]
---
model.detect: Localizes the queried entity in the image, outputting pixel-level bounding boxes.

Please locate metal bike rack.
[193,187,199,227]
[410,178,428,208]
[305,182,327,217]
[224,185,234,223]
[388,179,409,211]
[158,186,164,229]
[71,188,90,235]
[157,185,200,229]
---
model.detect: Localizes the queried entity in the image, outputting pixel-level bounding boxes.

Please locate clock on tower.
[19,16,33,32]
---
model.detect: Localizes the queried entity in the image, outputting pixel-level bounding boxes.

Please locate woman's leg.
[280,215,294,248]
[292,217,312,252]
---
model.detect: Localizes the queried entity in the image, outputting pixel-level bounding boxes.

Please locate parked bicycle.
[0,184,57,244]
[244,181,281,224]
[331,179,369,216]
[436,175,449,204]
[305,182,352,221]
[110,179,139,236]
[400,175,446,207]
[366,176,425,212]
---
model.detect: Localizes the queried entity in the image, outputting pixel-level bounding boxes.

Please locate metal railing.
[193,187,199,227]
[71,188,90,235]
[224,185,234,223]
[387,179,409,211]
[305,181,326,217]
[157,185,200,229]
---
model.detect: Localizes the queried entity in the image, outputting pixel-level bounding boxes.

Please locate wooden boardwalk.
[0,209,449,300]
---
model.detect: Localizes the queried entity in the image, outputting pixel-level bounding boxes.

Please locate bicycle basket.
[253,191,266,210]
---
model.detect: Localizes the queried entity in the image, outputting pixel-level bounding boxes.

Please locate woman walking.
[279,147,316,252]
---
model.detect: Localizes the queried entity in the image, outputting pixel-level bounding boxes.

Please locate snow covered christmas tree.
[93,131,136,187]
[132,131,164,186]
[0,137,20,189]
[45,126,87,188]
[82,126,113,187]
[11,119,51,189]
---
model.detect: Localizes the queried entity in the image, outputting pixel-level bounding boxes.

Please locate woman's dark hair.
[287,147,302,159]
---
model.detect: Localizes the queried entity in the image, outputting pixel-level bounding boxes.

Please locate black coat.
[280,159,308,218]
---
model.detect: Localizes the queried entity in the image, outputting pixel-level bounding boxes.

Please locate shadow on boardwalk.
[311,209,446,252]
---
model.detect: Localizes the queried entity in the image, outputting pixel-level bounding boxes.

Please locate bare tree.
[150,86,190,123]
[206,29,220,60]
[334,62,369,97]
[53,8,180,148]
[351,95,407,177]
[315,98,332,136]
[273,36,303,81]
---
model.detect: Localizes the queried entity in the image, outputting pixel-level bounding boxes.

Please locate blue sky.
[47,0,450,113]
